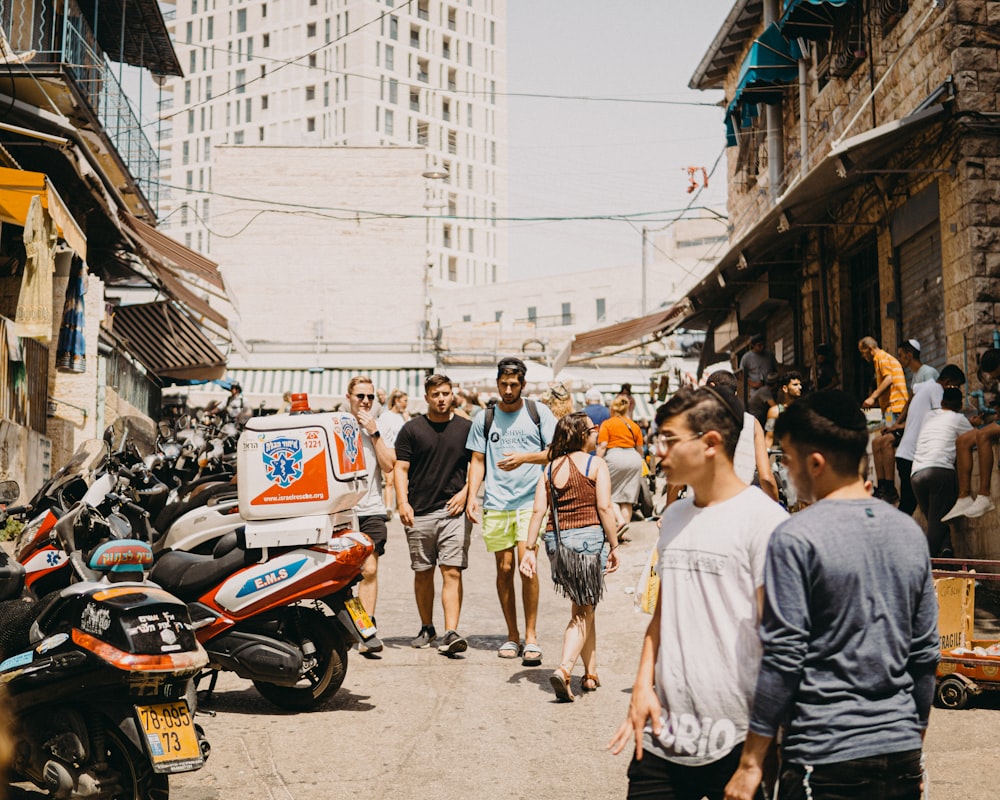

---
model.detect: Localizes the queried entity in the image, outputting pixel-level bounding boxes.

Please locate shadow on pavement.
[198,685,375,715]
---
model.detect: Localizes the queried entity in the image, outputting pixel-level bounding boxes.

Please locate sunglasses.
[353,393,376,402]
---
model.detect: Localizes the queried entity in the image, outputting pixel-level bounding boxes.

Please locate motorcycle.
[0,480,210,799]
[148,398,379,710]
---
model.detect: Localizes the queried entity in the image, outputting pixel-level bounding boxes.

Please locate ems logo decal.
[236,558,308,598]
[262,437,304,488]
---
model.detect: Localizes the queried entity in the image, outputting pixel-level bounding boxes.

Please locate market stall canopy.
[558,299,696,371]
[779,0,854,41]
[108,301,226,382]
[0,167,87,258]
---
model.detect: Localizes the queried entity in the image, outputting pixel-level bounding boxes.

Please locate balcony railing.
[0,0,161,213]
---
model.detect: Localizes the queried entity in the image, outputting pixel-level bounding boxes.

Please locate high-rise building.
[158,0,508,290]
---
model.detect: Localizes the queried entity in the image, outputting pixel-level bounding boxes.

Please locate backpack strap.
[584,453,594,477]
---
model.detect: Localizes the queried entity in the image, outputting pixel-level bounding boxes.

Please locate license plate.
[344,596,377,638]
[135,701,204,773]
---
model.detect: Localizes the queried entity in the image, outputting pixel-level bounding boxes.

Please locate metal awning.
[725,23,803,146]
[677,104,948,333]
[79,0,183,77]
[779,0,854,41]
[119,212,228,330]
[108,301,226,382]
[0,166,87,257]
[690,0,763,91]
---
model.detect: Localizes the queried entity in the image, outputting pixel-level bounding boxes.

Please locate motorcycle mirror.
[0,480,19,504]
[106,416,158,459]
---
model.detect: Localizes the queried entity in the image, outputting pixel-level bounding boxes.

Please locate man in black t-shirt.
[394,374,473,656]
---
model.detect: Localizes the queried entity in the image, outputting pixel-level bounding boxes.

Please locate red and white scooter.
[150,395,378,710]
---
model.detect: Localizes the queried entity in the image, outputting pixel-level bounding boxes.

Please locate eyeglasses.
[353,393,376,402]
[588,425,599,434]
[653,431,705,451]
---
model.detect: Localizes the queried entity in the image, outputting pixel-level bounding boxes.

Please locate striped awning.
[224,367,431,400]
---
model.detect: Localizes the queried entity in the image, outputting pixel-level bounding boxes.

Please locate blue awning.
[724,24,802,146]
[778,0,854,41]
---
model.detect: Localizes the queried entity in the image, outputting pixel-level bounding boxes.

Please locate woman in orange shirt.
[596,395,645,534]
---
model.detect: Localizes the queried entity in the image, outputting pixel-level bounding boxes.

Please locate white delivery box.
[237,411,367,525]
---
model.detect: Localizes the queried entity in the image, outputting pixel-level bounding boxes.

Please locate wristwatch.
[525,542,539,551]
[370,430,381,440]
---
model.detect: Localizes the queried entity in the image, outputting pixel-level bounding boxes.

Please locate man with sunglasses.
[346,375,397,656]
[610,384,787,799]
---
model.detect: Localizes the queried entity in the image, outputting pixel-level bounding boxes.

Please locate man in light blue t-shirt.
[466,357,555,666]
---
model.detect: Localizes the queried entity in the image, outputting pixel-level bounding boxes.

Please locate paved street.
[4,511,989,800]
[167,515,1000,799]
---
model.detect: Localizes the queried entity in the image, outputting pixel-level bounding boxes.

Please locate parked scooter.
[0,481,210,799]
[149,396,379,710]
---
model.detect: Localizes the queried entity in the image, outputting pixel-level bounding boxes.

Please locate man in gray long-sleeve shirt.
[725,390,939,800]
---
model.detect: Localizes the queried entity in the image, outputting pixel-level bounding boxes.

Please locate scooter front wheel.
[252,611,348,711]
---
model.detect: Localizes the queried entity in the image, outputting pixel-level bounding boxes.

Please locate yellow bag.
[634,544,660,614]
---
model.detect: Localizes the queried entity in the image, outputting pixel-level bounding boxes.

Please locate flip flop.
[498,640,522,659]
[522,643,543,666]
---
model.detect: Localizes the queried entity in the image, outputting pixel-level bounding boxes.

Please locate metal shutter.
[898,222,944,370]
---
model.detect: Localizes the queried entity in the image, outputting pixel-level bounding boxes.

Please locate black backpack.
[482,398,544,459]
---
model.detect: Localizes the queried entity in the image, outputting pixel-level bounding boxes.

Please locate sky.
[504,0,735,280]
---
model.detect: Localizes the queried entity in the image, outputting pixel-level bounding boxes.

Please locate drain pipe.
[763,0,784,201]
[799,54,809,177]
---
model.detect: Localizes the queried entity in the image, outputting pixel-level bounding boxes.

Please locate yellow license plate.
[135,701,204,773]
[344,596,377,638]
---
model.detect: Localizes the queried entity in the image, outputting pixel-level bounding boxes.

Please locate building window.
[561,303,572,325]
[389,78,398,103]
[205,77,212,99]
[234,131,244,144]
[385,45,394,70]
[261,94,269,110]
[443,225,452,248]
[236,8,247,33]
[307,22,317,37]
[463,314,472,322]
[418,57,429,82]
[259,126,265,142]
[184,81,191,104]
[185,21,193,44]
[442,37,451,60]
[447,129,457,154]
[596,298,606,321]
[410,27,420,48]
[308,54,317,68]
[494,311,502,322]
[189,49,196,73]
[207,16,214,38]
[448,257,457,281]
[467,229,474,251]
[182,140,190,165]
[467,165,473,189]
[410,89,420,111]
[235,69,246,93]
[187,110,195,133]
[442,99,450,121]
[306,85,316,101]
[385,109,394,135]
[262,32,270,48]
[262,3,267,17]
[245,98,251,122]
[307,117,316,132]
[527,306,537,323]
[417,121,428,145]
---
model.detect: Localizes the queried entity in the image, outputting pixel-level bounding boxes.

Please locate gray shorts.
[405,507,472,571]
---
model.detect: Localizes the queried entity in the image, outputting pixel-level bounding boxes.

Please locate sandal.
[497,640,522,659]
[522,642,543,667]
[549,666,574,702]
[581,674,601,692]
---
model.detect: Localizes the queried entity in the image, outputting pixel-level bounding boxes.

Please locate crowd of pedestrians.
[324,336,1000,799]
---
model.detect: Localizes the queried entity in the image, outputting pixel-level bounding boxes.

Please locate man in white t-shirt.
[610,384,787,798]
[347,375,397,656]
[911,387,974,556]
[888,364,965,515]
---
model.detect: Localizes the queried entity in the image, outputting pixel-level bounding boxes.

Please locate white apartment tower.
[159,0,508,290]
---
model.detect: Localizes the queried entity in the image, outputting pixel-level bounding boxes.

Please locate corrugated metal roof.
[79,0,183,77]
[108,301,226,381]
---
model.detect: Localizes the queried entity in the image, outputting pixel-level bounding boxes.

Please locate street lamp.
[421,166,449,356]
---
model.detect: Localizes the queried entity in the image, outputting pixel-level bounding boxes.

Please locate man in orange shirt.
[859,337,909,504]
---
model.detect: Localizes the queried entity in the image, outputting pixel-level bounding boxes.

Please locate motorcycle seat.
[151,541,261,603]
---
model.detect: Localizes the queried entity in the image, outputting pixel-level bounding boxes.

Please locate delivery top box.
[237,411,367,520]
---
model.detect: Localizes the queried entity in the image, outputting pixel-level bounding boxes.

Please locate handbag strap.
[547,464,562,548]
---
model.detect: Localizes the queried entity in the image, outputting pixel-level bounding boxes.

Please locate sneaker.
[942,497,976,522]
[411,625,437,649]
[965,495,996,519]
[358,634,383,656]
[437,630,468,656]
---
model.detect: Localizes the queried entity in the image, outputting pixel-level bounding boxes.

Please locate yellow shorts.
[481,508,532,553]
